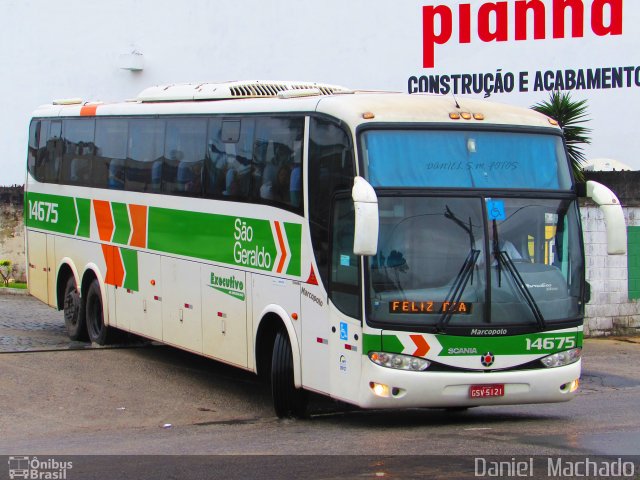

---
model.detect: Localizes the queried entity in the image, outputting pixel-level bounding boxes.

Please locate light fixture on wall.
[119,47,144,72]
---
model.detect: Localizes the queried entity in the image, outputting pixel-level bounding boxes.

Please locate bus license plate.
[469,384,505,398]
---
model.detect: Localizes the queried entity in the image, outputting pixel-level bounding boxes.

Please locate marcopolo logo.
[422,0,623,69]
[209,272,245,301]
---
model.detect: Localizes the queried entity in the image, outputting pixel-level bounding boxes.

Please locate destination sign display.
[389,300,472,315]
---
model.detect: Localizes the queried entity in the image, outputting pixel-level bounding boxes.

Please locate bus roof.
[33,81,559,132]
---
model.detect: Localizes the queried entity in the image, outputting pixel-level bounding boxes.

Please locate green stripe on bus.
[148,208,282,273]
[436,331,583,356]
[362,333,382,353]
[111,202,131,245]
[121,248,139,291]
[284,222,302,276]
[381,334,405,355]
[75,198,91,238]
[25,192,81,236]
[26,193,303,277]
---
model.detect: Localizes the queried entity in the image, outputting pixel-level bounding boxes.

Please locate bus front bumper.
[357,359,581,409]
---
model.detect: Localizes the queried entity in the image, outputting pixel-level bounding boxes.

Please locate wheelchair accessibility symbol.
[486,200,506,221]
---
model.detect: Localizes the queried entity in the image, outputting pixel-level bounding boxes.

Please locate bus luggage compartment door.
[202,265,248,368]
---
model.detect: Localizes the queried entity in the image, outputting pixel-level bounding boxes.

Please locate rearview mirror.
[586,181,627,255]
[352,176,378,256]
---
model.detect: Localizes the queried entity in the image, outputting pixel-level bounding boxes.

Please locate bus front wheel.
[85,279,110,345]
[271,329,308,419]
[63,276,87,341]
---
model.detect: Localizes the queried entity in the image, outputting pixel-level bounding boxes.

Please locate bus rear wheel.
[271,329,308,419]
[63,276,87,341]
[85,279,110,345]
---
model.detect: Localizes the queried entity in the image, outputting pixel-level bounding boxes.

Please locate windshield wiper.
[438,206,480,330]
[492,218,546,331]
[437,248,480,331]
[497,251,546,330]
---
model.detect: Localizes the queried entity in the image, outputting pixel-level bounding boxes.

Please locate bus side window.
[127,119,165,193]
[27,120,41,181]
[216,118,254,200]
[230,118,254,199]
[308,117,355,292]
[204,118,226,198]
[330,197,361,318]
[42,120,62,184]
[163,118,207,197]
[31,120,50,183]
[60,118,95,186]
[94,118,128,190]
[254,116,304,211]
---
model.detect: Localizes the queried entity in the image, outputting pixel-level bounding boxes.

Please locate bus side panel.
[46,234,56,306]
[201,265,248,368]
[128,252,163,341]
[26,230,49,304]
[299,281,331,394]
[161,256,203,354]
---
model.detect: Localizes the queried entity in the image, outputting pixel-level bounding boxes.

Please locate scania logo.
[481,352,495,367]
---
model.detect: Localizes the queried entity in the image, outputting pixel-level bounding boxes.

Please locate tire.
[63,276,87,341]
[85,279,110,345]
[271,329,308,418]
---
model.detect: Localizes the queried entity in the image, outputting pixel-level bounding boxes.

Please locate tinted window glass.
[331,197,360,318]
[127,119,165,193]
[61,119,95,185]
[225,118,254,199]
[163,118,206,196]
[362,130,571,190]
[42,120,63,184]
[205,118,255,199]
[33,120,50,183]
[95,118,128,189]
[308,117,354,288]
[254,117,304,210]
[27,120,40,181]
[204,118,226,197]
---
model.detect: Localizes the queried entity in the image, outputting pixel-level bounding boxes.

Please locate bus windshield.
[367,195,583,330]
[361,129,572,190]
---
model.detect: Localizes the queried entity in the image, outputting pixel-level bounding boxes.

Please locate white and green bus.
[25,80,626,417]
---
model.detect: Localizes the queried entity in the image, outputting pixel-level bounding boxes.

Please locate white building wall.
[582,205,640,336]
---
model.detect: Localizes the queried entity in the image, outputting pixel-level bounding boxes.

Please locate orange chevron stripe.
[274,221,287,273]
[102,244,125,287]
[128,204,148,248]
[410,335,430,357]
[94,200,114,242]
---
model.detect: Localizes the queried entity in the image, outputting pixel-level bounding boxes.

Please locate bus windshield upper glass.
[361,129,572,190]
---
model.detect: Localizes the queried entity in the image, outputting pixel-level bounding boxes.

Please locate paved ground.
[0,290,148,352]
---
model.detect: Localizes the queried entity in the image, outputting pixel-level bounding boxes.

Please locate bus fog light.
[370,382,391,397]
[369,352,430,371]
[569,379,580,392]
[541,348,582,368]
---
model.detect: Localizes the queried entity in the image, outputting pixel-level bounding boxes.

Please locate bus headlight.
[369,352,430,371]
[540,348,582,368]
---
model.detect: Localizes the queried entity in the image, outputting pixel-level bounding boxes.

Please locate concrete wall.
[581,171,640,336]
[582,205,640,336]
[0,186,26,283]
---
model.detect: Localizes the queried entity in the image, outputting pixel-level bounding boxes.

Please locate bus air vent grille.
[137,80,350,102]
